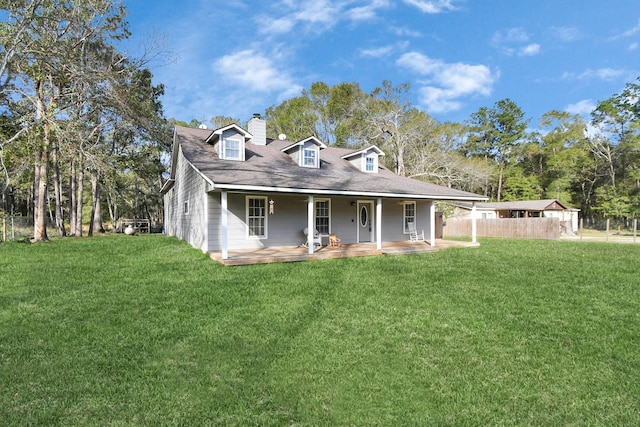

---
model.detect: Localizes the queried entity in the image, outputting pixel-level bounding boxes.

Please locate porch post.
[376,198,382,250]
[307,195,314,254]
[429,201,436,247]
[471,201,477,244]
[221,191,228,260]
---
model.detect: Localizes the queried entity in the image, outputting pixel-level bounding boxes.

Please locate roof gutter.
[160,179,175,194]
[209,183,488,202]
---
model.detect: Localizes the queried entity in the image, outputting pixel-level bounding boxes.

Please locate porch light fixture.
[350,201,356,206]
[269,199,275,214]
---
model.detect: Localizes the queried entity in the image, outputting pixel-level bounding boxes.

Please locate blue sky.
[124,0,640,128]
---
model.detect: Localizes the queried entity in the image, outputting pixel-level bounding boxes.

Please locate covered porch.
[215,191,481,261]
[209,239,479,266]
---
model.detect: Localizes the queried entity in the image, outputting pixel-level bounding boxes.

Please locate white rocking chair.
[302,227,323,247]
[408,221,425,242]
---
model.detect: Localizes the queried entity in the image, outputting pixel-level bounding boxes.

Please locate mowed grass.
[1,235,639,426]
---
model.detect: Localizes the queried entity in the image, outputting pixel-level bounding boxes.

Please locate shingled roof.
[454,199,572,211]
[165,125,487,201]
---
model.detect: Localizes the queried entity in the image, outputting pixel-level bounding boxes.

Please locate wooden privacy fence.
[445,217,560,240]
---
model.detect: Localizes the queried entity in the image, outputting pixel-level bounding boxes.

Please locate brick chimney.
[247,113,266,146]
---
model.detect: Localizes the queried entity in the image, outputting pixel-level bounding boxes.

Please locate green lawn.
[1,235,639,426]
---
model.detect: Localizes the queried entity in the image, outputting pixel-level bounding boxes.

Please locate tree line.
[261,80,640,223]
[1,0,170,242]
[2,1,639,242]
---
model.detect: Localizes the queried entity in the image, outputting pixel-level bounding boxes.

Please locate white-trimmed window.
[315,199,331,235]
[223,137,242,160]
[303,147,317,168]
[246,196,267,238]
[403,202,416,233]
[365,155,376,172]
[183,200,189,215]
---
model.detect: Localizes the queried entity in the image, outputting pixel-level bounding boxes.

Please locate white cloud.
[163,48,303,121]
[505,28,529,42]
[346,0,391,21]
[256,0,391,35]
[390,25,423,38]
[360,41,409,58]
[565,99,596,116]
[257,16,296,34]
[591,69,626,80]
[630,42,639,51]
[397,51,496,113]
[360,45,395,58]
[492,28,541,56]
[550,26,581,42]
[519,43,541,56]
[292,0,342,26]
[215,49,302,97]
[563,68,628,81]
[493,28,529,45]
[403,0,460,14]
[397,52,439,74]
[610,18,640,40]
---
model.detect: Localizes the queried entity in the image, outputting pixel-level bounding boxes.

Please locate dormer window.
[342,145,385,173]
[223,137,242,160]
[365,155,376,172]
[205,124,250,161]
[303,147,318,168]
[281,136,326,168]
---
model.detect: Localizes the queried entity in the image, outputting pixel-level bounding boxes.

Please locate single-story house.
[451,199,580,233]
[161,115,487,262]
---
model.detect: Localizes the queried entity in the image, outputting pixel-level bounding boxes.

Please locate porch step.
[382,242,436,255]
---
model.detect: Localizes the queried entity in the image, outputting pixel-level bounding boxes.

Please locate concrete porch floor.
[209,239,479,266]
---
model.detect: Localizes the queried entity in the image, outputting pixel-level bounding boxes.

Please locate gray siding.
[380,200,433,242]
[325,198,432,244]
[221,195,433,248]
[330,198,358,244]
[163,146,209,252]
[381,200,405,242]
[346,155,362,170]
[168,185,436,252]
[227,193,262,250]
[224,193,310,249]
[206,193,221,251]
[286,145,302,165]
[247,116,266,145]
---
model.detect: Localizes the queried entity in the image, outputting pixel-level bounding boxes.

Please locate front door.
[357,201,374,243]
